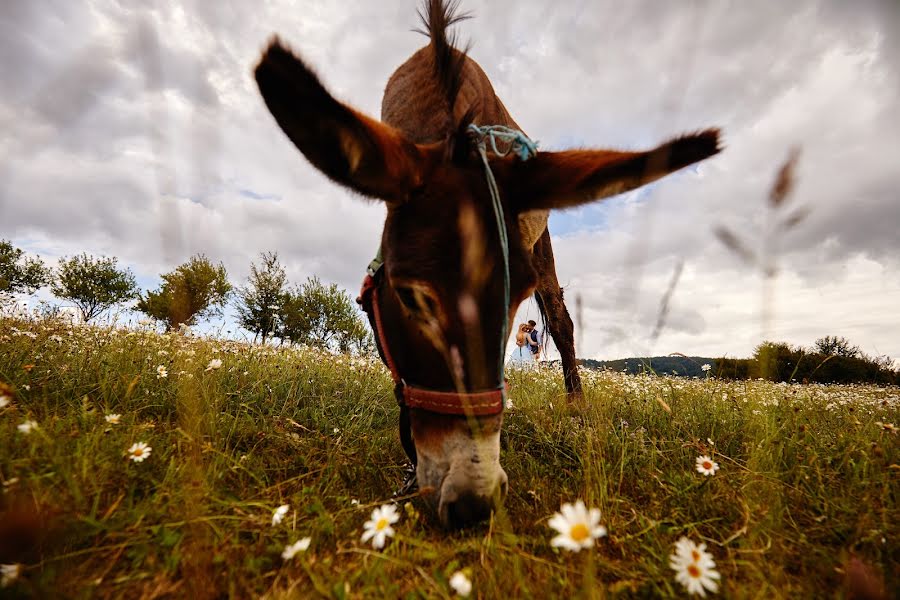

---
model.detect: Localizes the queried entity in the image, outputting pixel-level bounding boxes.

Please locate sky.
[1,0,899,362]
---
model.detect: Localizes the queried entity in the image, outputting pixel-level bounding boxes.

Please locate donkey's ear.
[504,129,721,212]
[255,39,425,203]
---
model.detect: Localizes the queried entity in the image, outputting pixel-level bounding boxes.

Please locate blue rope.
[467,124,538,388]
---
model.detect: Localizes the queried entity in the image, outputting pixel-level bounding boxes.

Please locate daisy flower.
[17,420,38,435]
[547,500,607,552]
[127,442,152,462]
[669,537,721,596]
[361,504,399,549]
[272,504,290,526]
[105,414,122,425]
[1,563,21,588]
[156,365,168,379]
[449,570,472,597]
[205,359,222,372]
[701,364,712,372]
[281,537,311,560]
[695,455,719,476]
[0,394,11,409]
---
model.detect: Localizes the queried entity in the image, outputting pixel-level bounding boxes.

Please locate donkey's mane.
[415,0,473,142]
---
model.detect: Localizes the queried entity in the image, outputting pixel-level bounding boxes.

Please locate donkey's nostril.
[444,492,493,529]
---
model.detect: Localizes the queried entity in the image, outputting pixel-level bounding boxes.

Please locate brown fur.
[255,0,721,526]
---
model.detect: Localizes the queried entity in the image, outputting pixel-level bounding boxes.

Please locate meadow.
[0,315,897,598]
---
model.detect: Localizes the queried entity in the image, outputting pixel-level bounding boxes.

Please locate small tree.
[0,239,50,305]
[51,254,137,322]
[136,254,231,330]
[279,276,372,354]
[814,335,860,359]
[236,251,287,343]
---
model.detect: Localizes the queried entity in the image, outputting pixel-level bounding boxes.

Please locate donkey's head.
[255,29,719,527]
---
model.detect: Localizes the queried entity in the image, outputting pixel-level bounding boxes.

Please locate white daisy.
[272,504,290,526]
[281,537,311,560]
[361,504,400,549]
[205,358,222,372]
[0,395,11,409]
[695,455,720,476]
[1,563,21,588]
[449,570,472,597]
[701,364,712,372]
[105,413,122,425]
[547,500,607,552]
[127,442,152,462]
[669,537,721,596]
[156,365,168,379]
[17,420,38,435]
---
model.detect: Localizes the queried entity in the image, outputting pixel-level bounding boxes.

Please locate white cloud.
[2,0,898,360]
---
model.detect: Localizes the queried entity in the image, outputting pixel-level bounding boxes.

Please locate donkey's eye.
[395,287,419,312]
[395,285,439,318]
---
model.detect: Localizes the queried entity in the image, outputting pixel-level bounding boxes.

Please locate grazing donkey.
[255,0,720,528]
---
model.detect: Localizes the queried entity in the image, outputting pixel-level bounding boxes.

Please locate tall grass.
[1,315,896,598]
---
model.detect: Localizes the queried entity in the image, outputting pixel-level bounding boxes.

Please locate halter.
[356,125,537,469]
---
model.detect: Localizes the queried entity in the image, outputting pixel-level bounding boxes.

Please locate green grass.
[0,315,897,598]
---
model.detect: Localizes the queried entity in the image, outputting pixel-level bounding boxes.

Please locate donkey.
[255,0,720,528]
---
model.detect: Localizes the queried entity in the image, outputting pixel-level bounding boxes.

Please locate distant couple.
[509,320,543,367]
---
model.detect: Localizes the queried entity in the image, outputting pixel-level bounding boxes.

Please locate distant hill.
[577,356,716,378]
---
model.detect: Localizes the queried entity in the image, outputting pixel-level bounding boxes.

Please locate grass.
[0,315,897,598]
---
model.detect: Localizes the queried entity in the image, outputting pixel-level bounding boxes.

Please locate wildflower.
[127,442,152,462]
[350,499,360,506]
[17,420,38,434]
[156,365,168,379]
[449,570,472,597]
[548,500,607,552]
[105,414,122,425]
[205,358,222,372]
[281,537,311,560]
[695,455,719,476]
[361,504,399,549]
[1,563,21,588]
[875,422,897,434]
[272,504,290,526]
[505,396,514,410]
[0,395,10,409]
[701,364,712,372]
[669,537,720,596]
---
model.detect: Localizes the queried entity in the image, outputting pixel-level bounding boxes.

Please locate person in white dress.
[508,323,537,368]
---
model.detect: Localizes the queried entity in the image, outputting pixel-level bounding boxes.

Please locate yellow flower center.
[691,550,701,562]
[376,517,389,531]
[687,564,701,578]
[570,523,590,543]
[133,448,144,457]
[702,461,713,470]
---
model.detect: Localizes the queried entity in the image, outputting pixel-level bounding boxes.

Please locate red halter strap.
[358,273,505,417]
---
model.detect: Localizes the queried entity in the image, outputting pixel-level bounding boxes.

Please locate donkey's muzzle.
[438,470,508,529]
[442,491,494,529]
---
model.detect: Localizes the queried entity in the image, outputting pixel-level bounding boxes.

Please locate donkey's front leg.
[532,228,583,400]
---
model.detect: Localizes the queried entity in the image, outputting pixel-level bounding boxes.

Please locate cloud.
[2,0,898,361]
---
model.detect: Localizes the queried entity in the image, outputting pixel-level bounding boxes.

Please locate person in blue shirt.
[527,320,543,361]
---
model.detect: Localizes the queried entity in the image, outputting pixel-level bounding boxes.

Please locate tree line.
[0,240,371,354]
[715,336,898,386]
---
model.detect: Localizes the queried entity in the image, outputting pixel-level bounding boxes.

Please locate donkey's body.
[255,0,719,527]
[382,45,582,395]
